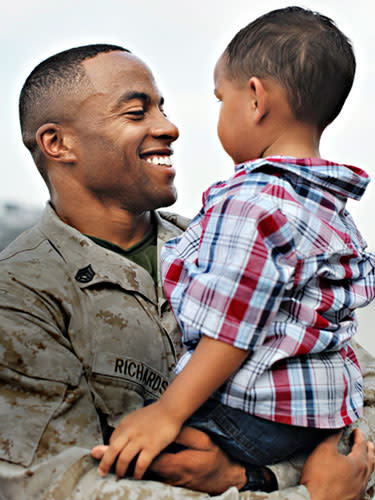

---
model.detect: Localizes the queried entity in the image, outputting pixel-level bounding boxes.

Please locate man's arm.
[3,424,371,500]
[149,427,374,500]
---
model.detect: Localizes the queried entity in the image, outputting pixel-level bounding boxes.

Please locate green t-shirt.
[86,223,158,283]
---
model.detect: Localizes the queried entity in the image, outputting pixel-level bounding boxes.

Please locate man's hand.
[93,401,182,479]
[149,426,247,495]
[301,429,375,500]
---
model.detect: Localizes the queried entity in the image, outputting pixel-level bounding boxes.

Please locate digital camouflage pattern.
[0,204,373,499]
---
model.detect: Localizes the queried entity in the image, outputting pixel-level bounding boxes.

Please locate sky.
[1,0,374,353]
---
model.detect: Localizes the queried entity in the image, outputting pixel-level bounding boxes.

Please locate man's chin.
[155,190,177,210]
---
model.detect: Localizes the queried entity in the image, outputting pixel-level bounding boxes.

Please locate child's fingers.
[115,441,142,478]
[133,449,155,480]
[98,440,128,477]
[91,445,108,460]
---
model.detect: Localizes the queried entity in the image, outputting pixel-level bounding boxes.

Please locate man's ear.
[248,77,268,124]
[36,123,77,163]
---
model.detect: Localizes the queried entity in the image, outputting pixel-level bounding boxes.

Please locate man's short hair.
[224,6,356,130]
[19,44,129,182]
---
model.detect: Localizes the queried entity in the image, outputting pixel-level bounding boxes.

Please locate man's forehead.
[83,51,158,96]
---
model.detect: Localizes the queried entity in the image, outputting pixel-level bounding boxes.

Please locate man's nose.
[151,113,179,141]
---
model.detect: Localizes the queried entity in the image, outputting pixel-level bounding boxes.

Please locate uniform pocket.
[0,364,68,466]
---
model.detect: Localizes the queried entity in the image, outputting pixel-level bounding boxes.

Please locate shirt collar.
[235,156,370,201]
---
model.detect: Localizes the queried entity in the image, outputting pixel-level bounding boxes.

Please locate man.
[0,44,373,500]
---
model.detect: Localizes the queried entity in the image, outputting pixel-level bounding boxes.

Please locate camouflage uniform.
[0,204,374,499]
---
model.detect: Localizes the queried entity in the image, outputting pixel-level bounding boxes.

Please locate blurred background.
[1,0,374,353]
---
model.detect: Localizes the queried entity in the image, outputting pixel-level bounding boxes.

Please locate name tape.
[93,352,169,398]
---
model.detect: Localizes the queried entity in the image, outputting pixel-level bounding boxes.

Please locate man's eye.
[160,108,168,117]
[126,110,145,117]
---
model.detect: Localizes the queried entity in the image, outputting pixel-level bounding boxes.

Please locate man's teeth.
[145,156,172,166]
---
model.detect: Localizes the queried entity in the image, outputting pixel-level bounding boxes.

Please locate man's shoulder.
[157,210,191,231]
[0,208,75,292]
[0,223,70,298]
[0,220,50,265]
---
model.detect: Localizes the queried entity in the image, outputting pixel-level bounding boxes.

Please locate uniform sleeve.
[0,457,312,500]
[0,284,100,498]
[163,196,297,351]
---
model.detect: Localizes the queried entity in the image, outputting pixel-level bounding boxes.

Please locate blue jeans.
[186,398,338,466]
[144,398,340,491]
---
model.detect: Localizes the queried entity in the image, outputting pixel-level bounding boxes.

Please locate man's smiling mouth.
[145,155,173,166]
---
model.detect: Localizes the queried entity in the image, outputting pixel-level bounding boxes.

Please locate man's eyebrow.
[112,91,150,111]
[112,91,164,111]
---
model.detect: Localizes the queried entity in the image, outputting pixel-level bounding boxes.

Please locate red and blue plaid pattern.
[162,157,375,428]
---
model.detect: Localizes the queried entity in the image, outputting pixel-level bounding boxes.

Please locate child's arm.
[95,335,248,480]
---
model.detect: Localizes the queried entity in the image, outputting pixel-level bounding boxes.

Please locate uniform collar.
[38,203,183,308]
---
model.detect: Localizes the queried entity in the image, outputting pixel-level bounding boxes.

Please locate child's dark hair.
[224,6,356,130]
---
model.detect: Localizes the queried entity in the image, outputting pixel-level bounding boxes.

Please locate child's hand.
[94,401,183,480]
[91,444,108,460]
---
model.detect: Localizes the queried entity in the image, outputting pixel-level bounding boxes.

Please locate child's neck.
[262,121,321,159]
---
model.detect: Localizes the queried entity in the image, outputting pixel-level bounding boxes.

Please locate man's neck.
[51,197,152,251]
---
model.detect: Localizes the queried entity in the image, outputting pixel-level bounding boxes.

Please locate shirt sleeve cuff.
[267,454,305,491]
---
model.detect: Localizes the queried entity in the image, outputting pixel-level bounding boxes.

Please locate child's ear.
[36,123,77,164]
[248,77,268,124]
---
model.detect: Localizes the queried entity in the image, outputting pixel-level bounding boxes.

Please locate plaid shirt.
[161,157,375,428]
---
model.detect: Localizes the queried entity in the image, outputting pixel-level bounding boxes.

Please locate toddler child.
[94,6,375,492]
